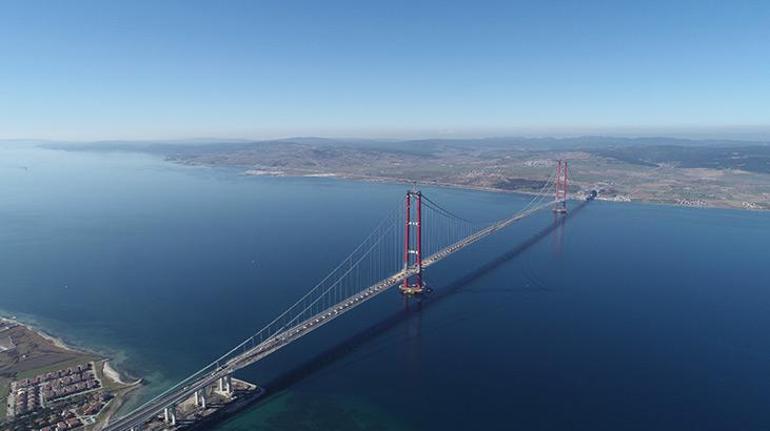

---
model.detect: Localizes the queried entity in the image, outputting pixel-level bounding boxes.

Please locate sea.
[1,144,770,430]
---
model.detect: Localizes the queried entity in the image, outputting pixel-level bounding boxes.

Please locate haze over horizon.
[4,127,770,144]
[1,0,768,141]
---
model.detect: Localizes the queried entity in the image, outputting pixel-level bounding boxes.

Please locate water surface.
[1,145,769,430]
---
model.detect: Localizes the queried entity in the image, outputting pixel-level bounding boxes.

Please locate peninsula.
[45,136,770,211]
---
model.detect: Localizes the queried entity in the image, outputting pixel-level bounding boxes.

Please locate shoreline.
[0,314,143,412]
[103,361,141,387]
[0,314,139,385]
[231,168,769,213]
[0,315,79,354]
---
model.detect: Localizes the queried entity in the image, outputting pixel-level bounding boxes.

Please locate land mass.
[0,318,140,431]
[44,136,770,210]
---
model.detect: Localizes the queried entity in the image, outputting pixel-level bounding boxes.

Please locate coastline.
[0,315,79,354]
[234,168,769,213]
[103,361,141,387]
[0,314,142,429]
[0,314,139,385]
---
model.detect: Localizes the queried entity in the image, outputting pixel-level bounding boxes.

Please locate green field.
[15,354,98,381]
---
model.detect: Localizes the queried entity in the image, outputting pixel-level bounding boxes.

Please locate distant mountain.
[38,135,769,154]
[589,144,770,173]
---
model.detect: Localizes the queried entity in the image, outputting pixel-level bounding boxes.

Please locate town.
[5,361,112,431]
[0,319,138,431]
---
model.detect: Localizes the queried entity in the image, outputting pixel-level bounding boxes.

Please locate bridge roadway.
[104,199,556,431]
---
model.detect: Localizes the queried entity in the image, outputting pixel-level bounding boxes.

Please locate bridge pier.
[164,405,176,426]
[217,375,233,395]
[195,389,207,409]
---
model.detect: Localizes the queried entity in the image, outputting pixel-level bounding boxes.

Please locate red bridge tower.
[401,189,424,295]
[553,160,568,214]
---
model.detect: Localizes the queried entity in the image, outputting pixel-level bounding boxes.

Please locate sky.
[0,0,768,140]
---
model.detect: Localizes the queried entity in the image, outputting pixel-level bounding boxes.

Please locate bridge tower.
[553,160,568,214]
[400,189,424,295]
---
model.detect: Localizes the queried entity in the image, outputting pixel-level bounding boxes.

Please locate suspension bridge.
[105,162,571,431]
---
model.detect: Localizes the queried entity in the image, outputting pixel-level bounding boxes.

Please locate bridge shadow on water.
[217,201,590,424]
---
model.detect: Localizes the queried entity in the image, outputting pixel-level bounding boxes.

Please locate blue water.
[2,145,770,430]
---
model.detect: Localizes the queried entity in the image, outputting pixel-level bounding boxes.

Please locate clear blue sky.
[1,0,768,140]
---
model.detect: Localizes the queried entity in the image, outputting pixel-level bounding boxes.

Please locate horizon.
[3,128,770,144]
